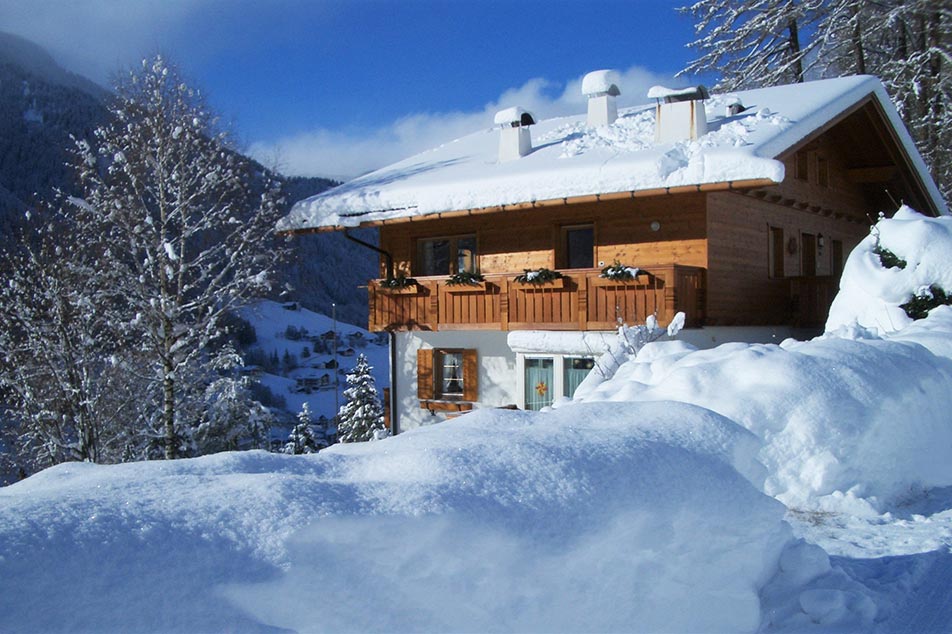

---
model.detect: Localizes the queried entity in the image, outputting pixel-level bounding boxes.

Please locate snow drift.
[575,207,952,510]
[0,403,790,633]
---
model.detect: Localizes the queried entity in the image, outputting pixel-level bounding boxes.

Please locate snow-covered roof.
[278,76,947,233]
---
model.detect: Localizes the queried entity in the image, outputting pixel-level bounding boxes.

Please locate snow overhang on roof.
[277,75,947,234]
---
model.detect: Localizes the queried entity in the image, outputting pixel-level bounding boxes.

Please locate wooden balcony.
[368,265,706,332]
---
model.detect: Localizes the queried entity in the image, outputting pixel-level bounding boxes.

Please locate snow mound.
[0,402,791,633]
[827,206,952,333]
[576,328,952,510]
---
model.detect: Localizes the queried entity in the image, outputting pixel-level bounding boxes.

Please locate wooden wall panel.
[379,193,709,278]
[706,190,867,325]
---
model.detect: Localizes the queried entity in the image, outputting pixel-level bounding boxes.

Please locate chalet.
[278,73,946,434]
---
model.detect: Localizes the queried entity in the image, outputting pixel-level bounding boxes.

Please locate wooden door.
[801,233,817,277]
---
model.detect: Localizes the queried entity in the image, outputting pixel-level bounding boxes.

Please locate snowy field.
[1,207,952,632]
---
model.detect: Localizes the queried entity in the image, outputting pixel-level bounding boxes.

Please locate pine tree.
[680,0,952,201]
[337,354,386,443]
[67,56,286,459]
[284,402,319,454]
[679,0,823,90]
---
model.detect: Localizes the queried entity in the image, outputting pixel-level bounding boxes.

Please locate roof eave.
[277,177,782,236]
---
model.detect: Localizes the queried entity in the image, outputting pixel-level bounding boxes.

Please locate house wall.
[378,193,709,278]
[704,132,875,326]
[705,191,864,325]
[392,330,517,432]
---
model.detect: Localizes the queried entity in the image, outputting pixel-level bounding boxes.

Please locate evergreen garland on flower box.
[513,268,564,286]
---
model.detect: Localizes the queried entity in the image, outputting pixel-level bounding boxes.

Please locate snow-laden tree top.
[277,75,945,233]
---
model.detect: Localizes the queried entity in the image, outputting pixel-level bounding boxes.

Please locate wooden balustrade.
[368,265,707,332]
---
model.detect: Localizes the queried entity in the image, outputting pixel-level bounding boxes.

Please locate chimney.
[494,106,536,162]
[582,69,621,127]
[648,85,709,144]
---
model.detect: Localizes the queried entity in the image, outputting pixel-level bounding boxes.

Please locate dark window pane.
[566,227,594,269]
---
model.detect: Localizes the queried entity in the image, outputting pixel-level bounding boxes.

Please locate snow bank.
[575,208,952,511]
[0,402,792,633]
[827,206,952,333]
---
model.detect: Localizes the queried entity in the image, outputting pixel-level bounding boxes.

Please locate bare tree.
[69,56,285,458]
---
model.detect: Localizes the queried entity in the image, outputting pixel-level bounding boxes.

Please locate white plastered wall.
[392,330,517,432]
[391,325,818,432]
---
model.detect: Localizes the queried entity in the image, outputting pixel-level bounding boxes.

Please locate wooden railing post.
[500,278,510,330]
[578,274,588,331]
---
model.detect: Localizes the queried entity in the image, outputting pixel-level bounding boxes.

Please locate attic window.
[795,152,809,181]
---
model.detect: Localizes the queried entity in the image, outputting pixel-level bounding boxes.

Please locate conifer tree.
[337,354,386,443]
[284,402,319,454]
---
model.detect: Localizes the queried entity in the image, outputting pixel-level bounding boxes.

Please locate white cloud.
[247,66,681,181]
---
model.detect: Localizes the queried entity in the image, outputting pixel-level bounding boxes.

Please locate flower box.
[512,277,566,290]
[444,281,489,293]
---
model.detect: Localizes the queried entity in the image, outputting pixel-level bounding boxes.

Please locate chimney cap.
[581,69,621,97]
[647,85,710,103]
[494,106,536,127]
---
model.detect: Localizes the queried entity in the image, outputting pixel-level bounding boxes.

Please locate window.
[795,151,809,181]
[816,156,829,187]
[769,227,785,278]
[563,357,595,397]
[417,348,478,404]
[525,357,554,410]
[438,351,464,397]
[417,235,477,277]
[559,224,594,269]
[832,240,844,280]
[801,233,817,277]
[519,354,595,410]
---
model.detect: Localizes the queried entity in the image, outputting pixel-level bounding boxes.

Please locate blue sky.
[0,0,706,179]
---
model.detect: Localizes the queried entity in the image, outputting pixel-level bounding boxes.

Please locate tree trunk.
[787,17,804,82]
[163,360,176,459]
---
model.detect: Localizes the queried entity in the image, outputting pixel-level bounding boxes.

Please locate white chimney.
[582,69,621,127]
[494,106,536,162]
[648,85,710,144]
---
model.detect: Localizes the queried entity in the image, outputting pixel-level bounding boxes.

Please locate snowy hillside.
[236,299,389,435]
[1,208,952,632]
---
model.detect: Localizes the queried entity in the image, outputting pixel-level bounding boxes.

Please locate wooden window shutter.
[462,349,478,402]
[417,348,434,400]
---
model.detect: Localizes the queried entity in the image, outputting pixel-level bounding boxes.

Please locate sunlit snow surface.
[2,208,952,632]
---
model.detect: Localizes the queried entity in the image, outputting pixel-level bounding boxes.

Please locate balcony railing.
[368,265,706,332]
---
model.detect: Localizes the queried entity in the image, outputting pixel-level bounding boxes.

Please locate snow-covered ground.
[1,208,951,632]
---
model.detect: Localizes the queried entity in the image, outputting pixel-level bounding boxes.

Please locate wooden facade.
[354,94,935,334]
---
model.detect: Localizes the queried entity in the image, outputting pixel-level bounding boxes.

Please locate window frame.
[516,353,595,410]
[415,234,478,277]
[417,348,478,407]
[557,223,595,270]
